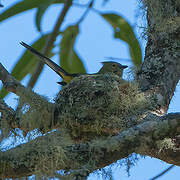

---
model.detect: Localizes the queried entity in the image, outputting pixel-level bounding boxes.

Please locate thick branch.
[0,99,15,116]
[0,63,55,133]
[137,0,180,112]
[0,113,179,178]
[0,63,23,95]
[0,99,16,137]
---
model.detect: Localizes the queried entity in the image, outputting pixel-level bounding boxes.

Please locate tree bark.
[0,113,179,178]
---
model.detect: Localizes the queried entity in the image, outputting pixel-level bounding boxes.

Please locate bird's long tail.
[20,41,69,78]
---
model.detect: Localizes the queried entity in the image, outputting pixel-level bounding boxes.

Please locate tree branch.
[0,99,16,137]
[0,63,55,134]
[0,113,179,178]
[0,63,24,95]
[137,0,180,113]
[0,99,15,116]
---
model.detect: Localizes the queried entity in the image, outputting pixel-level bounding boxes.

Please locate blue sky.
[0,0,180,179]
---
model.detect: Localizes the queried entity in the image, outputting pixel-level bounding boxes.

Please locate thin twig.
[27,0,73,88]
[73,2,100,14]
[77,0,94,24]
[150,165,175,180]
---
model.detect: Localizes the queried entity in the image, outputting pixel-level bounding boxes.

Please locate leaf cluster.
[0,0,142,98]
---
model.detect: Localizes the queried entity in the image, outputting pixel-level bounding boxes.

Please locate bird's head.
[100,61,128,77]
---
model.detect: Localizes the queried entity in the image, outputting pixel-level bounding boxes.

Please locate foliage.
[102,13,142,66]
[0,34,54,98]
[60,25,86,74]
[0,0,142,98]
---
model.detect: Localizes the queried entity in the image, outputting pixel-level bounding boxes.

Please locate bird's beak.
[57,81,67,86]
[121,65,128,69]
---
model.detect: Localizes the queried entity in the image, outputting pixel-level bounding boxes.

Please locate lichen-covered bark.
[137,0,180,112]
[0,113,179,178]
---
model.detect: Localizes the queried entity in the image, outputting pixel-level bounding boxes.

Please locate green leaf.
[0,0,64,23]
[35,0,55,32]
[0,34,52,99]
[102,13,142,66]
[60,25,86,74]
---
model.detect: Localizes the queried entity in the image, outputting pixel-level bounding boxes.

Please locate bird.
[20,41,128,85]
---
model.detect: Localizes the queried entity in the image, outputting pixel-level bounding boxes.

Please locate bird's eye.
[112,64,116,68]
